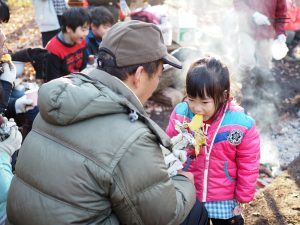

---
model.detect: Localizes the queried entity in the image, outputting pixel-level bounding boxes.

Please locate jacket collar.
[81,68,147,116]
[79,68,171,147]
[87,30,102,43]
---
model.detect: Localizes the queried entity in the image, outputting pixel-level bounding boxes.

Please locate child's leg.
[211,215,244,225]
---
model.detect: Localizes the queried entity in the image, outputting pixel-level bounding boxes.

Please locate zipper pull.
[206,153,209,160]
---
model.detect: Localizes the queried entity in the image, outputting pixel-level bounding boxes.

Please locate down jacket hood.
[38,68,170,146]
[38,68,146,125]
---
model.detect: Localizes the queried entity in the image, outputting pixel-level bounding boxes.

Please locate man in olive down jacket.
[6,20,208,225]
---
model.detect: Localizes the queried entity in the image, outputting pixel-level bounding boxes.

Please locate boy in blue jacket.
[86,6,115,57]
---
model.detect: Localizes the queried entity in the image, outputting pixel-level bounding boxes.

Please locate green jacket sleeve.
[110,132,196,225]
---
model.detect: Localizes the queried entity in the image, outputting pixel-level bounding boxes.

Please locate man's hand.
[163,149,183,177]
[172,149,187,163]
[161,145,183,177]
[170,132,194,163]
[252,12,271,26]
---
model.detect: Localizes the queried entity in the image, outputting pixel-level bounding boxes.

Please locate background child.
[166,57,260,225]
[0,2,23,224]
[46,7,90,82]
[87,0,119,22]
[32,0,60,47]
[0,28,34,140]
[86,6,114,57]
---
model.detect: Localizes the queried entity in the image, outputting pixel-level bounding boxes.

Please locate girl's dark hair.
[61,7,90,32]
[97,50,161,81]
[0,0,10,23]
[186,56,230,115]
[89,6,115,27]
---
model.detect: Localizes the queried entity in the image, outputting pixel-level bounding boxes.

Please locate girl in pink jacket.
[166,57,260,225]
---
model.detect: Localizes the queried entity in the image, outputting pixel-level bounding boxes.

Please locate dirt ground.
[240,61,300,225]
[2,5,300,225]
[242,158,300,225]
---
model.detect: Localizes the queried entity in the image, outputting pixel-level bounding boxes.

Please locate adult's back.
[6,70,196,225]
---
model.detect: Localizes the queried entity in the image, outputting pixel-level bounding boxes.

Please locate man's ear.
[132,66,144,88]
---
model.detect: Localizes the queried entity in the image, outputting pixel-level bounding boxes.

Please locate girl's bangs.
[187,68,214,99]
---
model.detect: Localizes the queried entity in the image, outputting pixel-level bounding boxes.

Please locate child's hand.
[233,203,244,215]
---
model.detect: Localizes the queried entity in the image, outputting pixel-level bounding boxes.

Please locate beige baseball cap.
[99,20,182,69]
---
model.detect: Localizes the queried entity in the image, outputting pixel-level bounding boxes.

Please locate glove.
[170,132,195,163]
[164,151,183,177]
[160,145,183,177]
[3,117,18,129]
[252,11,271,26]
[173,149,187,163]
[272,36,288,60]
[15,95,33,114]
[0,62,16,84]
[0,119,22,157]
[276,34,287,43]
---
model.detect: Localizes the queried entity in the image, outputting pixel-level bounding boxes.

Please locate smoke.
[164,0,283,168]
[260,135,281,176]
